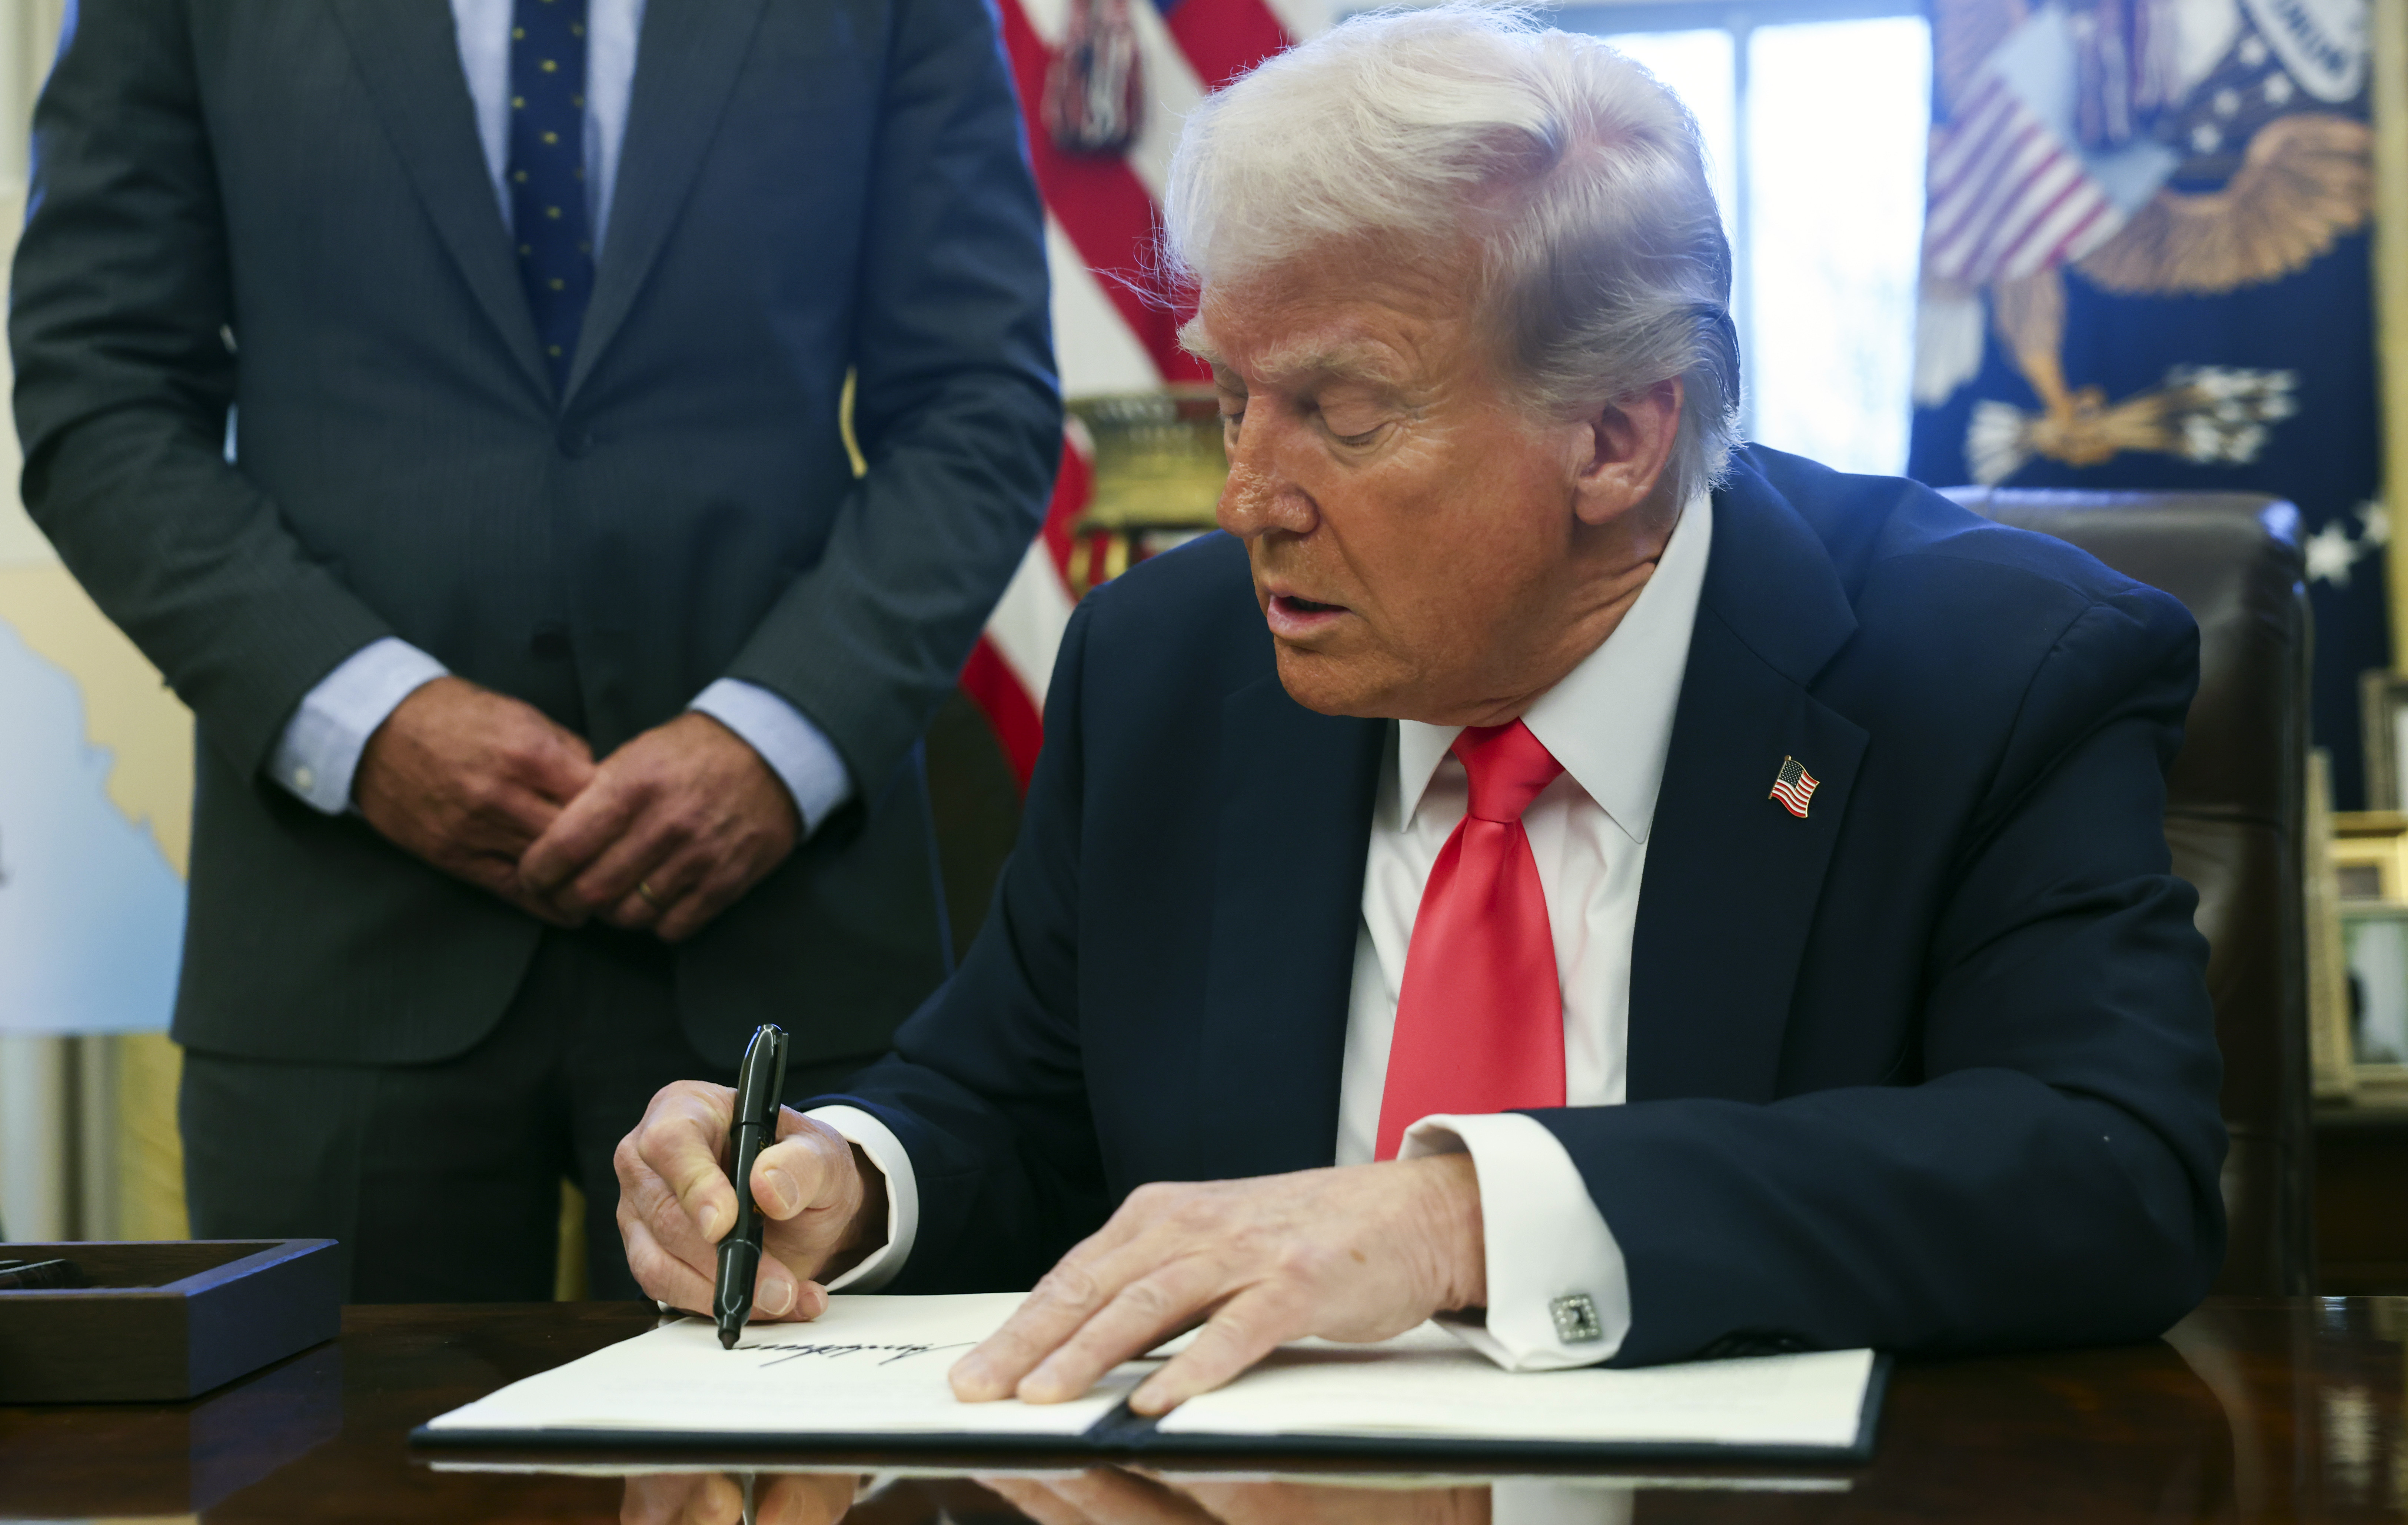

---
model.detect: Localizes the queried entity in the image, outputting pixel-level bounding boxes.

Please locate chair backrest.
[1944,486,2315,1295]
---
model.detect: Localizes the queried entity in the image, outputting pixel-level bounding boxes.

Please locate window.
[1564,3,1932,475]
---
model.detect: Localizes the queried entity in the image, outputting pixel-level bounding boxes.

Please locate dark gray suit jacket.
[9,0,1060,1068]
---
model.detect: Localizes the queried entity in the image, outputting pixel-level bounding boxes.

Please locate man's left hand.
[948,1154,1487,1416]
[518,711,799,942]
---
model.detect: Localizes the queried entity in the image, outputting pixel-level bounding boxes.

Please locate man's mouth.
[1265,592,1350,637]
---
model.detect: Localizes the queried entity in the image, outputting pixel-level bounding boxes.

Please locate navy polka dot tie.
[507,0,595,392]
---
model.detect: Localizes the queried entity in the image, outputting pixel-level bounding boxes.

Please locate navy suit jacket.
[819,446,2228,1364]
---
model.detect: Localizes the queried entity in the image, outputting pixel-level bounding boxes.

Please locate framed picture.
[2341,902,2408,1094]
[2309,753,2357,1097]
[2331,809,2408,903]
[2325,799,2408,1096]
[2359,670,2408,812]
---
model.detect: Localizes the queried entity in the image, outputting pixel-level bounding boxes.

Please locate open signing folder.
[413,1293,1888,1462]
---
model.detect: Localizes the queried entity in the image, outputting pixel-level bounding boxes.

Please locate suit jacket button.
[559,427,596,458]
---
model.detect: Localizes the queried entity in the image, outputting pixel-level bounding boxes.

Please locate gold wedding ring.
[636,880,665,909]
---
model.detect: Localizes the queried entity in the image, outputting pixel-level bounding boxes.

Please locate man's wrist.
[689,678,853,835]
[1403,1113,1630,1370]
[801,1104,916,1292]
[818,1142,889,1280]
[270,637,449,813]
[1406,1151,1487,1311]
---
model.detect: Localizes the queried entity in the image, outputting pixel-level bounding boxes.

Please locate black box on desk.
[0,1239,339,1401]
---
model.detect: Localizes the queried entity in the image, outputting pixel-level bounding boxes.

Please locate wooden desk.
[2,1298,2405,1522]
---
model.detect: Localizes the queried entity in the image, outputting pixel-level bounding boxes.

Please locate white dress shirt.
[264,0,853,829]
[811,491,1714,1367]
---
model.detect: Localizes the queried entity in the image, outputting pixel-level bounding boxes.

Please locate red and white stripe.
[961,0,1301,785]
[1922,71,2123,286]
[1769,758,1820,819]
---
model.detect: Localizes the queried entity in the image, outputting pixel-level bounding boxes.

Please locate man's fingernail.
[761,1277,796,1316]
[699,1205,721,1241]
[761,1166,799,1215]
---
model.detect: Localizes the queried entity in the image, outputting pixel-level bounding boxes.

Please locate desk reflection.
[617,1470,1630,1525]
[622,1469,859,1525]
[980,1470,1506,1525]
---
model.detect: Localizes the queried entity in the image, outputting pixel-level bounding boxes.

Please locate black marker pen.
[716,1022,789,1349]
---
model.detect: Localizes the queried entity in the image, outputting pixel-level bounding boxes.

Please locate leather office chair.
[1946,487,2315,1296]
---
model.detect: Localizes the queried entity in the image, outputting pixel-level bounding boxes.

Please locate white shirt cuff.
[691,678,853,836]
[267,637,449,813]
[803,1104,918,1292]
[1401,1112,1631,1371]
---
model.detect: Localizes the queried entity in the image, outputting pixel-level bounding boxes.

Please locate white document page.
[422,1293,1144,1439]
[1156,1324,1875,1451]
[425,1295,1873,1452]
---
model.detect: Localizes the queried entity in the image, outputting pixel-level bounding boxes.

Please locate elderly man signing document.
[618,8,2225,1411]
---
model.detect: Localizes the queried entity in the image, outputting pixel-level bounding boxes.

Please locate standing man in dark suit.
[10,0,1057,1299]
[619,9,2225,1397]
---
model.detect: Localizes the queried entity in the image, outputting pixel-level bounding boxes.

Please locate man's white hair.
[1164,5,1740,507]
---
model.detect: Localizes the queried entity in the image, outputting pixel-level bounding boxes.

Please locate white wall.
[0,0,107,1245]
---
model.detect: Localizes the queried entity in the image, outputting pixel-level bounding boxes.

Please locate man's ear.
[1571,377,1683,527]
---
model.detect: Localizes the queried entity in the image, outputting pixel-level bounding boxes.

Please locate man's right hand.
[353,676,597,924]
[615,1080,887,1322]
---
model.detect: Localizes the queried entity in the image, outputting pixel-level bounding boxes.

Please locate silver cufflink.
[1550,1292,1603,1344]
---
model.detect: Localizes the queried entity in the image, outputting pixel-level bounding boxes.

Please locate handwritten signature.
[742,1340,977,1369]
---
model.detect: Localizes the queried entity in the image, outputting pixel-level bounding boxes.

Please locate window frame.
[1555,0,1928,440]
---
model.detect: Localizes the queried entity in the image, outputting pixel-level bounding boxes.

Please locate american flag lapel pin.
[1770,756,1819,818]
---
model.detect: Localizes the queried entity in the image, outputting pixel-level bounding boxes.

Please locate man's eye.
[1317,401,1388,447]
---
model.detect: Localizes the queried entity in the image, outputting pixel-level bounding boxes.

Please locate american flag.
[1922,69,2124,286]
[958,0,1306,786]
[1769,756,1820,818]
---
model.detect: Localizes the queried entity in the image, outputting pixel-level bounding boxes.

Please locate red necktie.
[1374,719,1567,1161]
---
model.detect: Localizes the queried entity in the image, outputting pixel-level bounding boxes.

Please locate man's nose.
[1215,415,1315,539]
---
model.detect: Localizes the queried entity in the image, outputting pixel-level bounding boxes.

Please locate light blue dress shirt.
[267,0,854,832]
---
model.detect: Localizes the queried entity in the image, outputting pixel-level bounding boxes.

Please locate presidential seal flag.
[1772,757,1822,818]
[1906,0,2382,804]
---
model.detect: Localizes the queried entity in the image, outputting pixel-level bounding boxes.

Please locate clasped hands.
[353,676,799,940]
[614,1081,1490,1415]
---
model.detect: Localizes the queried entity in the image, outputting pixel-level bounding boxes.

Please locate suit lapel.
[327,0,552,401]
[1627,460,1869,1103]
[564,0,769,403]
[1196,672,1385,1177]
